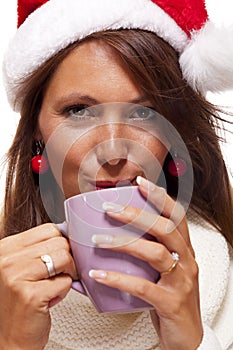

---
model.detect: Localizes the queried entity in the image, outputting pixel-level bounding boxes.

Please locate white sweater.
[45,211,233,349]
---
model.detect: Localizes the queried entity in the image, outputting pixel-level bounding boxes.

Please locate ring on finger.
[160,252,179,276]
[41,254,56,278]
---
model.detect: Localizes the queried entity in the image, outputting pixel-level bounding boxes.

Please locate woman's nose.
[95,125,129,166]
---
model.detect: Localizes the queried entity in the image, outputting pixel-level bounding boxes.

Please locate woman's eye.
[63,104,94,120]
[129,107,157,121]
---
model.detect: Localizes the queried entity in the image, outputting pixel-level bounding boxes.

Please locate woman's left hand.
[89,177,203,350]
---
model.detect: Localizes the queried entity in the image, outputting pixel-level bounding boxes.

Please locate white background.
[0,0,232,203]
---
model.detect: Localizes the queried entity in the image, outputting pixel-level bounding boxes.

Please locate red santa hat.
[3,0,233,112]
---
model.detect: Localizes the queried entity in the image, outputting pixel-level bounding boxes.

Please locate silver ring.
[41,254,56,278]
[160,252,180,276]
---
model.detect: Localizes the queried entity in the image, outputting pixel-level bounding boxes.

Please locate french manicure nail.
[102,202,125,213]
[136,176,156,191]
[165,220,176,234]
[89,269,107,279]
[92,234,114,245]
[136,176,167,199]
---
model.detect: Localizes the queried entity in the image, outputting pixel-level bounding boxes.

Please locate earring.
[31,140,49,174]
[167,152,187,177]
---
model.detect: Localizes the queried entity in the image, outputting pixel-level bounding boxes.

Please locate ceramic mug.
[58,186,160,314]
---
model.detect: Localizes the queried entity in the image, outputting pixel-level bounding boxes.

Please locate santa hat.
[3,0,233,112]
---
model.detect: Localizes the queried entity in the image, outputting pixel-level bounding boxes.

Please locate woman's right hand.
[0,223,77,350]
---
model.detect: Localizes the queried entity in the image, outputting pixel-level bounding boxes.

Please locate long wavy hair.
[1,29,233,246]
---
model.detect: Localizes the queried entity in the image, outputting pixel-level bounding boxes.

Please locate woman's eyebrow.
[129,96,151,104]
[52,93,99,109]
[52,93,150,109]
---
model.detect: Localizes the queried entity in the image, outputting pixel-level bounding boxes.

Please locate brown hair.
[1,29,233,246]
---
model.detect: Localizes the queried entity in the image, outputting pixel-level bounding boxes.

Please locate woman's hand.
[0,223,77,350]
[89,177,203,350]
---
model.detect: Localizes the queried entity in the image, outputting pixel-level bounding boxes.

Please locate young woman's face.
[38,40,169,198]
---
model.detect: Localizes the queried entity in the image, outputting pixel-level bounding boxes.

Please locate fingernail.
[136,176,156,191]
[136,176,167,199]
[89,269,107,279]
[165,221,176,234]
[92,234,114,245]
[102,202,125,213]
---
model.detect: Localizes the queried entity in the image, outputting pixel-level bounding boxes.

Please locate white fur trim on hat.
[2,0,188,112]
[2,0,233,112]
[180,21,233,93]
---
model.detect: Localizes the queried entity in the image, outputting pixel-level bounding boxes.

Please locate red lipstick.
[95,177,136,190]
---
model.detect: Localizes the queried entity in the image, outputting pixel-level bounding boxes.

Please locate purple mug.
[58,186,160,314]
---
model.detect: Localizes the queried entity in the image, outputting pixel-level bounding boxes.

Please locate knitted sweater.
[45,211,233,350]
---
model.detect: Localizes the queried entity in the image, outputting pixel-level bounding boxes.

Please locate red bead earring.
[31,140,49,174]
[167,153,187,177]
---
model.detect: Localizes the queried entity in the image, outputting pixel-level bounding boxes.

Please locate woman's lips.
[94,177,137,190]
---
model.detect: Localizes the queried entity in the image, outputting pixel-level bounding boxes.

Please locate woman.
[1,0,233,349]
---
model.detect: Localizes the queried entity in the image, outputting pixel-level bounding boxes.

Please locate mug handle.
[56,222,87,296]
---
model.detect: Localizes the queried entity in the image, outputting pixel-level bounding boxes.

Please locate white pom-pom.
[180,21,233,93]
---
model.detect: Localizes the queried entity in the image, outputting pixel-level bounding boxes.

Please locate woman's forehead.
[42,41,143,105]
